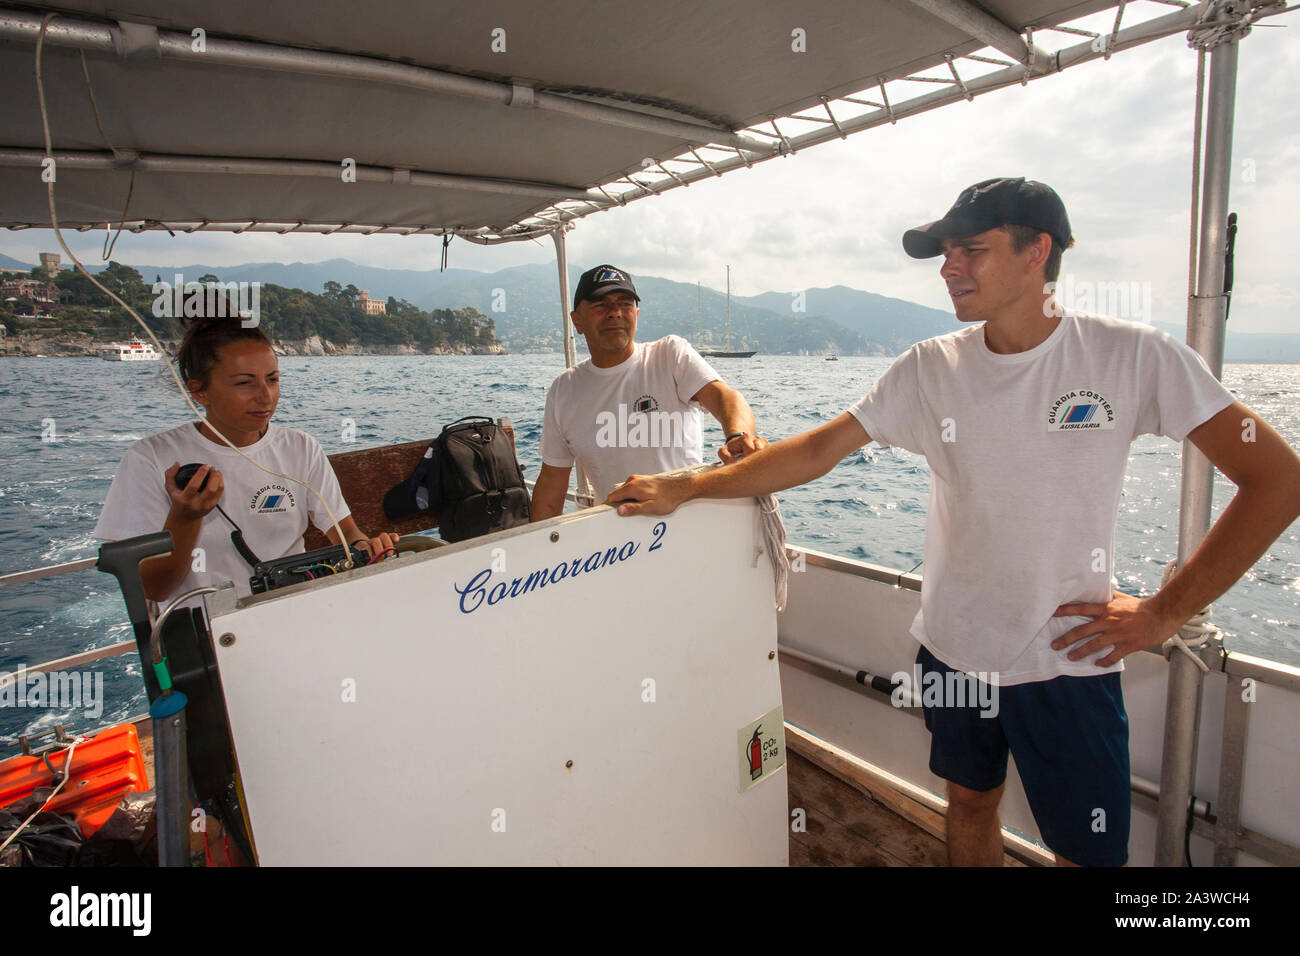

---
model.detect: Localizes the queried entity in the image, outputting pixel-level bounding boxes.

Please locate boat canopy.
[0,0,1280,243]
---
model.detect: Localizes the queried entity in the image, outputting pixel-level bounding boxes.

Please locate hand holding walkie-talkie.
[171,462,262,568]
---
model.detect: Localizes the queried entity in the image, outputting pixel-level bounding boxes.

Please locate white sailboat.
[0,0,1295,871]
[698,266,757,359]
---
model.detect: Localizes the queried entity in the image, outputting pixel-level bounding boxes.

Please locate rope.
[77,50,120,160]
[575,468,596,508]
[757,494,791,611]
[0,734,85,856]
[76,49,135,260]
[33,16,356,573]
[101,169,135,261]
[1159,560,1218,673]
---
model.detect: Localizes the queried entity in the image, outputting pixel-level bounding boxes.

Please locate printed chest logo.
[250,483,296,514]
[1047,389,1116,431]
[633,394,659,413]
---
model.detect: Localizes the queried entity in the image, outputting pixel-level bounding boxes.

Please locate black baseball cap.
[573,264,640,311]
[902,177,1073,258]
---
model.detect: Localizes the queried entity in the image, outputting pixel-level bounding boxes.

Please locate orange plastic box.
[0,724,150,838]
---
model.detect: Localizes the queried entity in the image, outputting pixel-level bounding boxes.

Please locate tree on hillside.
[387,296,421,317]
[472,310,497,346]
[10,266,500,352]
[98,262,150,306]
[50,266,101,306]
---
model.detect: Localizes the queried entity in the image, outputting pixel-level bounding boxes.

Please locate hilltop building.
[1,277,59,305]
[358,289,386,315]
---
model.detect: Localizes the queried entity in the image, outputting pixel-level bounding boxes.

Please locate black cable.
[213,504,262,568]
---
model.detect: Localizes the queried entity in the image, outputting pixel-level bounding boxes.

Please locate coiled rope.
[1159,560,1218,673]
[757,494,792,611]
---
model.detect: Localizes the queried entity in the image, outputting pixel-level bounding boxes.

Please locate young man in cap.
[606,179,1300,866]
[530,264,768,521]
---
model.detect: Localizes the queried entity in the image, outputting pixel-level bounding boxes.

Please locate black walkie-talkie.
[175,462,263,568]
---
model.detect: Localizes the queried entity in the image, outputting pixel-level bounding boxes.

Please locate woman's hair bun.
[176,306,272,385]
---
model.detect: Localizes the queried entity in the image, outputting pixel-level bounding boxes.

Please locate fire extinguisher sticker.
[737,704,786,793]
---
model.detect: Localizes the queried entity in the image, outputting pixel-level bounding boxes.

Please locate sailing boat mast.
[697,281,702,342]
[725,264,731,351]
[697,264,756,358]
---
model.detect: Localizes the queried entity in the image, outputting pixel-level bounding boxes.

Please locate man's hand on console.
[605,475,691,517]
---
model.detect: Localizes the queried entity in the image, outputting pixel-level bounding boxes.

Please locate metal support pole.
[150,691,191,867]
[550,227,595,506]
[1213,676,1250,866]
[0,148,599,202]
[900,0,1053,71]
[0,10,772,154]
[553,228,576,370]
[1154,34,1238,867]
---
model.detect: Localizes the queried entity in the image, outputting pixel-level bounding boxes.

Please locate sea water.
[0,354,1297,740]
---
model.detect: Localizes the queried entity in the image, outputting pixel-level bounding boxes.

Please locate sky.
[2,6,1296,334]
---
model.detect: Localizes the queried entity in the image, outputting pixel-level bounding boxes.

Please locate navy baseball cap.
[573,264,640,311]
[903,177,1073,258]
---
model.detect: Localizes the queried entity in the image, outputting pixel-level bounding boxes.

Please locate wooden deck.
[786,736,1029,867]
[787,749,948,866]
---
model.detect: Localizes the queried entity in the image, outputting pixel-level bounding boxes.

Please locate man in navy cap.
[530,263,768,521]
[606,179,1300,866]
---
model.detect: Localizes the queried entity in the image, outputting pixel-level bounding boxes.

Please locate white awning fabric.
[0,0,1272,241]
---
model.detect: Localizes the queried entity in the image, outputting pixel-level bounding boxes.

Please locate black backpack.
[383,416,530,542]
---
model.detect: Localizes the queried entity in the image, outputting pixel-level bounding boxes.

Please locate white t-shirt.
[847,313,1236,685]
[541,335,720,501]
[94,422,350,607]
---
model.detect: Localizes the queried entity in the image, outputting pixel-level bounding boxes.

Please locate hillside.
[0,262,501,356]
[4,253,1297,360]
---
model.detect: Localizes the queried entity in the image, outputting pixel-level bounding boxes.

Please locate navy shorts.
[916,644,1130,867]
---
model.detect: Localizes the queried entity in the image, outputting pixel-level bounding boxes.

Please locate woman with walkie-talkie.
[95,308,398,608]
